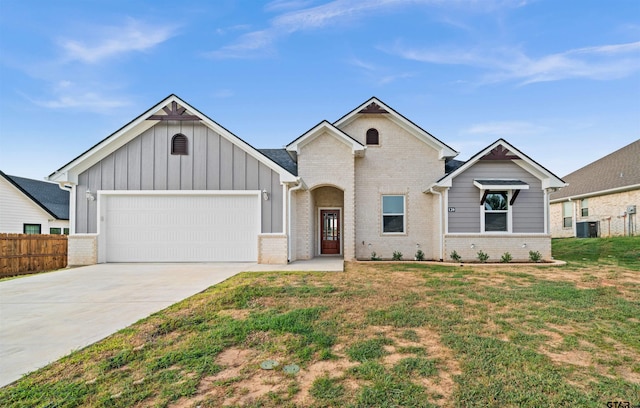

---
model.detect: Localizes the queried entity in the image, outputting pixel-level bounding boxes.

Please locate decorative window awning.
[474,179,529,190]
[474,179,529,206]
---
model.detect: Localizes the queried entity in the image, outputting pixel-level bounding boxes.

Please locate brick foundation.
[444,234,551,262]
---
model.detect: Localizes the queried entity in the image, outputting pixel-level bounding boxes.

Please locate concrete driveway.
[0,263,254,388]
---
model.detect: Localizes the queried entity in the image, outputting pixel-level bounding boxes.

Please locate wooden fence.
[0,233,68,277]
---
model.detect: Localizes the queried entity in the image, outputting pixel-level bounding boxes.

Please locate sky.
[0,0,638,181]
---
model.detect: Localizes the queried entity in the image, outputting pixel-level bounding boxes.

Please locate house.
[550,139,639,238]
[48,95,565,265]
[0,171,70,234]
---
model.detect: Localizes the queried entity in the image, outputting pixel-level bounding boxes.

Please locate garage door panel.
[104,194,259,262]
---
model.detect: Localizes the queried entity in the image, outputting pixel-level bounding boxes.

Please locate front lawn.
[1,237,639,407]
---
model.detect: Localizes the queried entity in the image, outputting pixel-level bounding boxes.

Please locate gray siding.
[448,161,544,233]
[76,121,284,234]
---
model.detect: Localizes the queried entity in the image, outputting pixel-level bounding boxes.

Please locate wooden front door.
[320,210,341,255]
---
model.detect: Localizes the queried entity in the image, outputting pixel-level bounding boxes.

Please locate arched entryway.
[311,186,344,256]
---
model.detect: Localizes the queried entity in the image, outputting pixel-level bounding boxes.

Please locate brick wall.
[296,132,356,260]
[258,234,288,264]
[551,189,639,237]
[342,116,444,260]
[444,234,551,262]
[67,234,98,266]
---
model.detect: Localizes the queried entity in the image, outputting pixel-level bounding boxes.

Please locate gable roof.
[48,94,297,184]
[333,97,458,160]
[1,171,69,219]
[433,138,566,190]
[550,139,640,201]
[285,120,365,159]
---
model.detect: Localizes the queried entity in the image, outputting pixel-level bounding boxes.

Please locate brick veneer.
[258,234,288,264]
[67,234,98,266]
[444,234,551,262]
[550,189,639,237]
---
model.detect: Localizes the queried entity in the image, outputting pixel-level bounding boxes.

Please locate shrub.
[477,250,489,263]
[529,250,542,263]
[392,251,403,261]
[371,252,381,261]
[415,249,425,261]
[500,252,512,263]
[450,250,462,262]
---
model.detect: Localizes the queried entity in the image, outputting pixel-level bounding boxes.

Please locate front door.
[320,209,341,255]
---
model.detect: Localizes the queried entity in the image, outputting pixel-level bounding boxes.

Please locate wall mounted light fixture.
[86,190,95,201]
[262,189,269,201]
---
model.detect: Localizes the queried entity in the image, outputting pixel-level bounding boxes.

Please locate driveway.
[0,263,254,388]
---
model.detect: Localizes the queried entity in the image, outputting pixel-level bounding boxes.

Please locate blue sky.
[1,0,638,181]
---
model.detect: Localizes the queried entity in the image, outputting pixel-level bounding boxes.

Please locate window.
[563,202,572,228]
[171,133,188,155]
[23,224,41,234]
[50,228,61,235]
[64,228,69,235]
[382,195,405,233]
[366,128,379,145]
[483,191,508,232]
[581,199,589,217]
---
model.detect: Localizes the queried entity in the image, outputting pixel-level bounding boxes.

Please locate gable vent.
[171,134,188,155]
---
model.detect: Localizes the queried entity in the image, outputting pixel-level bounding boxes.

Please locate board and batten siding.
[448,161,544,233]
[76,121,283,234]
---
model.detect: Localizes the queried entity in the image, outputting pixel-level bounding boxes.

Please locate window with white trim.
[382,195,405,233]
[563,202,572,228]
[483,191,509,232]
[580,199,588,217]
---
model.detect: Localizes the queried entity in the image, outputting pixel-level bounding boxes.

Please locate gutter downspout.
[287,178,304,263]
[429,187,444,261]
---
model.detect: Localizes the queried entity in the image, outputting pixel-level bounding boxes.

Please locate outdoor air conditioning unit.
[628,205,637,214]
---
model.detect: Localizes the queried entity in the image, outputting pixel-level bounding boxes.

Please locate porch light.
[86,189,95,201]
[262,189,269,201]
[470,243,475,249]
[522,243,527,248]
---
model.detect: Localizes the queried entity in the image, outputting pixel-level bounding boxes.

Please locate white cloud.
[390,41,640,85]
[464,121,545,136]
[210,0,526,59]
[27,81,131,111]
[58,18,178,63]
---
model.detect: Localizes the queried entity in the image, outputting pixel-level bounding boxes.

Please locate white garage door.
[103,193,260,262]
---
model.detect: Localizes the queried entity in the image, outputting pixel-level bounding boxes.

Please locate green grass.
[1,237,639,407]
[553,236,640,270]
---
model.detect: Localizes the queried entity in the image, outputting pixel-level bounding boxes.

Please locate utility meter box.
[628,205,637,214]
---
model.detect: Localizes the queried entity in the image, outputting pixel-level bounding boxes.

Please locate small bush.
[500,252,512,263]
[415,249,425,261]
[450,250,462,262]
[529,250,542,263]
[371,252,381,261]
[392,251,403,261]
[477,250,489,263]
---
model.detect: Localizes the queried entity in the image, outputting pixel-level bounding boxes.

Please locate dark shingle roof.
[258,149,298,176]
[550,139,640,200]
[1,171,70,219]
[445,158,465,174]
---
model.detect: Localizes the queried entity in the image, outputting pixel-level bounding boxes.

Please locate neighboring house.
[550,139,640,238]
[48,95,565,265]
[0,171,70,234]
